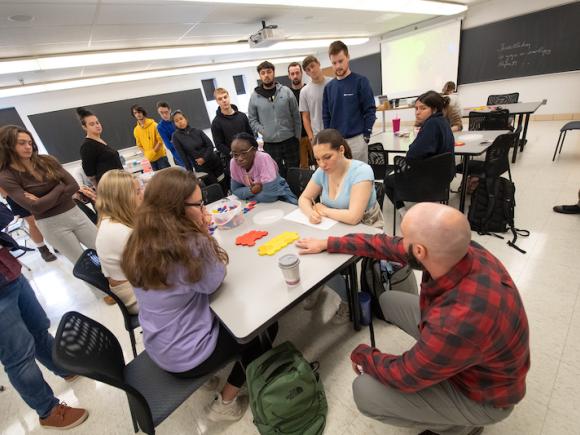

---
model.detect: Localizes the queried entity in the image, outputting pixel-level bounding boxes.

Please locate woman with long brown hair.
[0,125,96,265]
[121,167,275,422]
[298,128,381,323]
[95,170,142,314]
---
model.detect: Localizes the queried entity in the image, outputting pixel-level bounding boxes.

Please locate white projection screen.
[380,20,461,99]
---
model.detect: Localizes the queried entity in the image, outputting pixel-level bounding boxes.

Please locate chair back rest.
[202,183,225,205]
[74,249,136,332]
[54,311,154,432]
[367,142,384,152]
[286,167,314,197]
[393,152,455,202]
[487,93,519,105]
[368,150,388,180]
[73,249,110,292]
[484,131,517,178]
[469,110,510,131]
[54,311,127,386]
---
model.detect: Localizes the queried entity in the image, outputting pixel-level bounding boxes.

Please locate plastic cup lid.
[278,254,299,268]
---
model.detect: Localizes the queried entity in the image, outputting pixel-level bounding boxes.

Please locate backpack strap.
[502,179,529,254]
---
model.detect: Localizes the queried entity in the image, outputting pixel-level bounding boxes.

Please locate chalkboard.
[29,88,210,164]
[459,2,580,84]
[350,52,382,96]
[0,107,25,128]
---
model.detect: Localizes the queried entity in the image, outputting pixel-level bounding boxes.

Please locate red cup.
[392,118,401,133]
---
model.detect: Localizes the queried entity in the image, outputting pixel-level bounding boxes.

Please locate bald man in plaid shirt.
[296,203,530,435]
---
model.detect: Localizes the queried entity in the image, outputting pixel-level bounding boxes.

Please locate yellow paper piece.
[257,232,299,256]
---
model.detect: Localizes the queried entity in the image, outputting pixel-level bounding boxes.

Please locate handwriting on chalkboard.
[496,41,552,68]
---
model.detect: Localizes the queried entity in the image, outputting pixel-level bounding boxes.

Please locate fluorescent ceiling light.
[0,56,304,98]
[0,38,368,75]
[176,0,467,15]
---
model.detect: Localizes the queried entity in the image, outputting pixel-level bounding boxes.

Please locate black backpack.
[468,177,529,253]
[360,258,418,320]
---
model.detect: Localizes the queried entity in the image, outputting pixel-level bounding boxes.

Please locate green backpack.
[246,341,327,435]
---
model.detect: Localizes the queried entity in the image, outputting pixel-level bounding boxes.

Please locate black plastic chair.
[368,149,392,181]
[202,183,225,204]
[73,249,139,358]
[367,142,384,152]
[552,121,580,161]
[469,109,511,131]
[392,153,455,235]
[53,311,215,435]
[487,93,519,105]
[286,167,314,197]
[458,129,519,183]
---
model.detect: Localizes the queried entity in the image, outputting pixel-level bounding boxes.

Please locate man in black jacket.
[211,87,254,177]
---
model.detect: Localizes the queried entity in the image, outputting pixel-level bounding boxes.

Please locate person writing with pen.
[229,132,297,204]
[297,128,382,323]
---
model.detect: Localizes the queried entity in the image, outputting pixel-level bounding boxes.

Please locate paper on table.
[283,208,338,230]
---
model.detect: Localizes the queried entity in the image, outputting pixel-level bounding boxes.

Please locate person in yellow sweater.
[131,104,171,171]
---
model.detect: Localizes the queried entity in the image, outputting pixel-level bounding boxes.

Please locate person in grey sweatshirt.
[247,61,301,177]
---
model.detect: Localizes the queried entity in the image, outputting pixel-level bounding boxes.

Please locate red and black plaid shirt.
[328,233,530,408]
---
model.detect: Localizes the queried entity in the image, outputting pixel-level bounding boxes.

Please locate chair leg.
[129,330,138,358]
[392,195,397,236]
[553,132,563,161]
[507,164,513,182]
[558,131,567,156]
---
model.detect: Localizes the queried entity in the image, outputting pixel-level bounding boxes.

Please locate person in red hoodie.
[296,202,529,435]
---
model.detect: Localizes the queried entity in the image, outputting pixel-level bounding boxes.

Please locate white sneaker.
[303,289,322,310]
[201,375,220,391]
[206,393,249,422]
[332,301,351,324]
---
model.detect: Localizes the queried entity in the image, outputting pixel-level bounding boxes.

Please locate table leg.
[511,114,524,163]
[346,263,361,331]
[520,114,531,151]
[382,110,386,133]
[459,155,470,213]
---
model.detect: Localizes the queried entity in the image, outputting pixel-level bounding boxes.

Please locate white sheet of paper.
[283,208,339,230]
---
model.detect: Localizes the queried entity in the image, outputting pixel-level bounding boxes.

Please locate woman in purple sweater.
[121,167,274,422]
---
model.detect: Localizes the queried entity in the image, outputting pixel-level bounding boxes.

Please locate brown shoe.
[63,375,79,383]
[38,245,57,262]
[39,402,88,430]
[103,295,116,305]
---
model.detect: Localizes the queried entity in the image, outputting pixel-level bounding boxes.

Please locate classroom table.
[371,130,509,213]
[462,101,544,163]
[209,200,382,343]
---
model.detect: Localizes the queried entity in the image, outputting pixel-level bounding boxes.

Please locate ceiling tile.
[95,2,214,25]
[89,24,193,42]
[0,2,97,27]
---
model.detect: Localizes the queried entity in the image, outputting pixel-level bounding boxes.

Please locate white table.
[209,200,381,343]
[462,101,544,162]
[371,130,510,212]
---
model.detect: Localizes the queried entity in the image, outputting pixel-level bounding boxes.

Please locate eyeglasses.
[230,148,254,159]
[16,140,34,146]
[184,200,205,209]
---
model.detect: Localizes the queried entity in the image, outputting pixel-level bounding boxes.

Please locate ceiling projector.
[248,21,284,48]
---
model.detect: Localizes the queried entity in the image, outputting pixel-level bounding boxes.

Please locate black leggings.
[383,174,404,209]
[171,322,277,388]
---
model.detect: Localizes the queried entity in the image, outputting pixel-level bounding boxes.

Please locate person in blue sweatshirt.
[323,40,376,163]
[156,101,185,167]
[384,90,455,209]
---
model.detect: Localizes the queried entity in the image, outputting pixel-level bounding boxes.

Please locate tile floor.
[1,121,579,435]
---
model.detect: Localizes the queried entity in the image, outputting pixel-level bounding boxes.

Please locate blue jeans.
[151,156,171,171]
[0,276,67,418]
